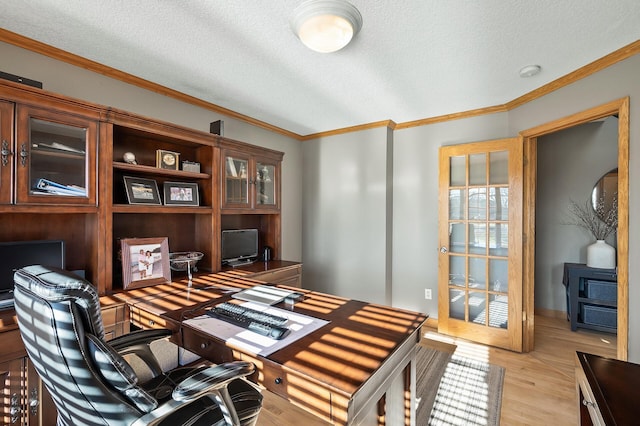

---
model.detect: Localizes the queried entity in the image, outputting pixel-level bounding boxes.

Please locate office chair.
[13,265,263,426]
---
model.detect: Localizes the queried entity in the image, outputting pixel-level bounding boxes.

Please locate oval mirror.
[591,168,618,222]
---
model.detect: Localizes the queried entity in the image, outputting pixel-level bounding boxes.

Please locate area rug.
[416,339,505,426]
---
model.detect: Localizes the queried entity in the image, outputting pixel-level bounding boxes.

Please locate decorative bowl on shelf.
[169,251,204,283]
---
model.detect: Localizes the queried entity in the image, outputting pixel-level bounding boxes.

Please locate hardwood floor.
[257,314,617,425]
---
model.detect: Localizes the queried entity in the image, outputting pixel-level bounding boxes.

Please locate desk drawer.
[250,265,302,288]
[181,327,338,423]
[129,306,176,331]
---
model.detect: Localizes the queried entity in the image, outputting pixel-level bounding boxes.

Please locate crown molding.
[1,28,638,141]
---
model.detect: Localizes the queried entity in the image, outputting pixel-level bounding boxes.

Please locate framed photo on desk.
[120,237,170,289]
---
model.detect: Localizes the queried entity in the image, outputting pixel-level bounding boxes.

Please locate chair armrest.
[109,329,173,350]
[172,361,255,401]
[110,329,173,377]
[132,361,258,426]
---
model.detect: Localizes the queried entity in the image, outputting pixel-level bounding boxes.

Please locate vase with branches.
[566,193,617,268]
[566,194,617,240]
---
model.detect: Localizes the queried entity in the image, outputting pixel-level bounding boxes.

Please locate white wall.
[391,114,510,313]
[535,117,618,312]
[0,41,303,261]
[508,55,640,360]
[302,127,390,303]
[303,54,640,361]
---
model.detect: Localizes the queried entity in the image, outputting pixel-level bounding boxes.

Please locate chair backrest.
[13,265,157,426]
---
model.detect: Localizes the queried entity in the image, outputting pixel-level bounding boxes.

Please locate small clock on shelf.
[156,149,180,170]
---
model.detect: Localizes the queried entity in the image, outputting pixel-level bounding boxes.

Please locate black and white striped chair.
[14,265,263,426]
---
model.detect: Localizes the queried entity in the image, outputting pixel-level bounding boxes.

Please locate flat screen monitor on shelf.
[0,240,65,309]
[221,229,258,267]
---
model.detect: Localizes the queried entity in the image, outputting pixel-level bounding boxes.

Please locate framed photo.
[163,181,199,206]
[156,149,180,170]
[120,237,171,289]
[123,176,161,205]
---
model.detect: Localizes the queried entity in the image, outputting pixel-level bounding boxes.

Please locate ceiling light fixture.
[291,0,363,53]
[519,65,542,78]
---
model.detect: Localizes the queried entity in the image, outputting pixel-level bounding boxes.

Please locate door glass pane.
[468,291,487,325]
[256,162,275,205]
[449,256,465,287]
[489,259,508,293]
[449,223,466,253]
[488,294,508,329]
[29,118,87,197]
[469,257,486,290]
[489,187,509,221]
[489,151,508,184]
[448,189,465,220]
[469,153,486,185]
[468,187,486,220]
[489,223,508,256]
[449,289,465,320]
[225,156,248,204]
[450,156,466,186]
[469,223,486,255]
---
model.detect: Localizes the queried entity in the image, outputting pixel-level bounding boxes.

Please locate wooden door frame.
[520,97,629,360]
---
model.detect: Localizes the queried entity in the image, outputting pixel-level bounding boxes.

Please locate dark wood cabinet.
[576,351,638,425]
[563,263,617,333]
[0,78,285,424]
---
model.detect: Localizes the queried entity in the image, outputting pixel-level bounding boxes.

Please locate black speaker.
[210,120,224,136]
[0,71,43,89]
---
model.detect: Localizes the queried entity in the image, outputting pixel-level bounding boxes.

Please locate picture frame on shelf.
[120,237,171,290]
[123,176,162,205]
[163,181,199,206]
[156,149,180,170]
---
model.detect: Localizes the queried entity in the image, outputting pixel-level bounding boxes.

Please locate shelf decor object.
[566,196,617,268]
[163,181,199,206]
[169,251,204,284]
[120,237,171,290]
[123,176,162,205]
[156,149,180,170]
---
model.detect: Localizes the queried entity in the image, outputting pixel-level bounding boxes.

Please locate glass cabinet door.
[223,152,250,207]
[255,160,276,207]
[15,105,97,205]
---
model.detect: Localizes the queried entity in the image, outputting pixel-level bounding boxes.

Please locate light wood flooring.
[256,315,617,425]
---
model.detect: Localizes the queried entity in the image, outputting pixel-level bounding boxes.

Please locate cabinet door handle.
[29,387,39,415]
[10,393,20,423]
[1,140,12,166]
[582,398,595,408]
[20,143,29,166]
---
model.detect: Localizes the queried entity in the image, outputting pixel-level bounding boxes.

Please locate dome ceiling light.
[291,0,363,53]
[519,64,542,78]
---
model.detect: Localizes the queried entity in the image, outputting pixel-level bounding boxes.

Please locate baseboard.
[534,307,567,320]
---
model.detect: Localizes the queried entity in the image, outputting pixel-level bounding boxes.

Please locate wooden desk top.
[157,273,428,397]
[576,351,639,424]
[220,260,301,275]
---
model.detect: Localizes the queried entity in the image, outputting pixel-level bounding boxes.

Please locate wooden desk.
[221,260,302,288]
[575,351,639,425]
[118,273,427,425]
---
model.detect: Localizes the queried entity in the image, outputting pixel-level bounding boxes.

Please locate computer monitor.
[221,229,258,265]
[0,240,65,308]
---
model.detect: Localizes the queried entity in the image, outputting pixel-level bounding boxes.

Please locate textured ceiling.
[1,1,640,136]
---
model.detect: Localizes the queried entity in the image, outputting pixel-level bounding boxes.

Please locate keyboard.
[207,302,291,340]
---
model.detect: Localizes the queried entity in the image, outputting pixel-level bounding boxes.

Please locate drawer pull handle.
[274,377,283,385]
[200,342,209,349]
[582,399,595,408]
[149,320,155,326]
